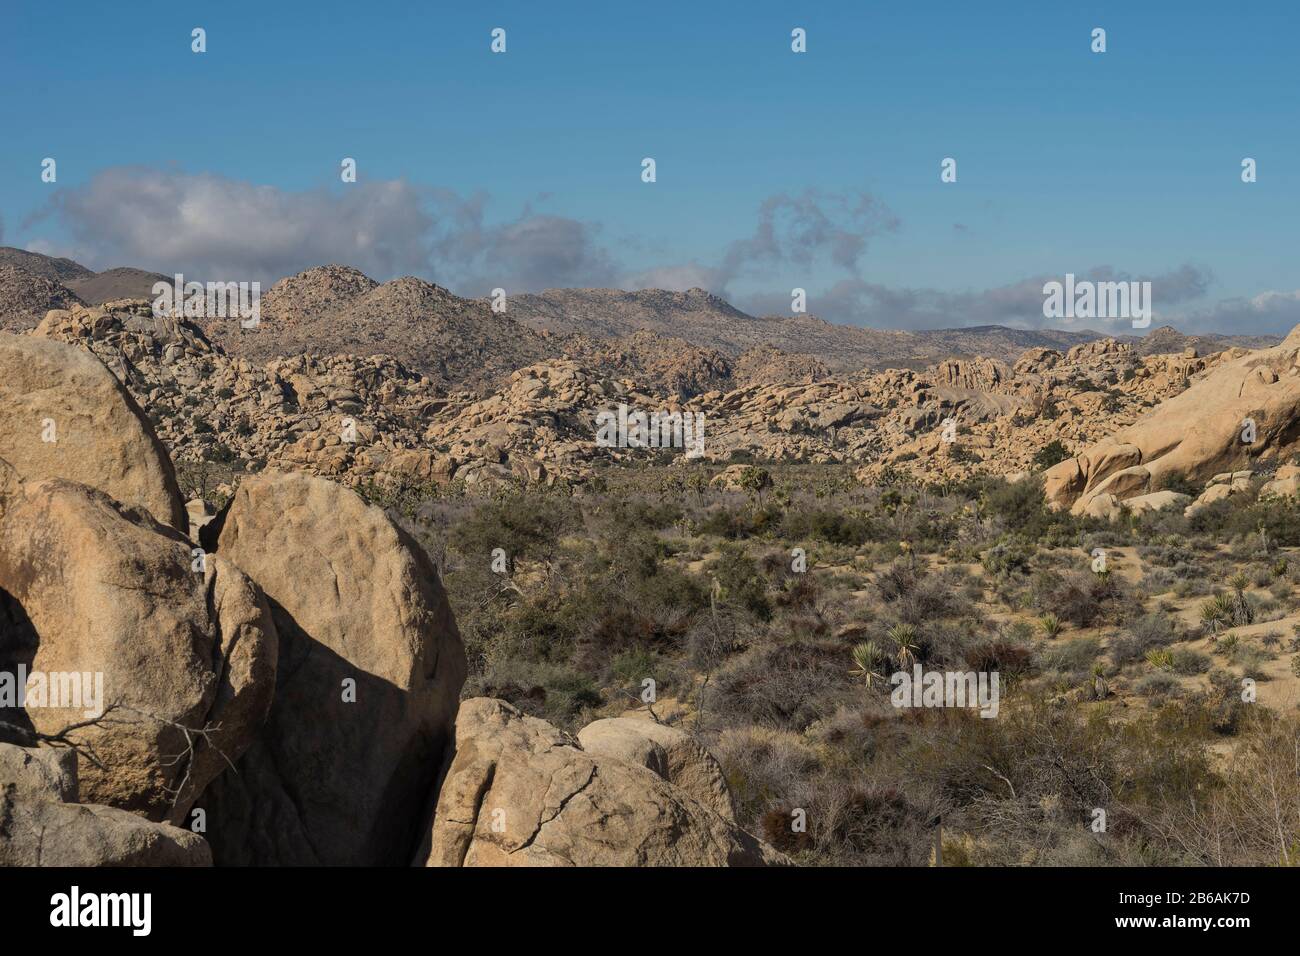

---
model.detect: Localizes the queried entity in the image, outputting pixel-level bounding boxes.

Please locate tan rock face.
[0,742,77,802]
[1044,334,1300,514]
[0,332,187,530]
[0,468,277,823]
[422,698,787,867]
[0,739,211,866]
[201,471,466,865]
[577,716,737,821]
[0,796,211,866]
[1121,490,1192,516]
[1260,463,1300,499]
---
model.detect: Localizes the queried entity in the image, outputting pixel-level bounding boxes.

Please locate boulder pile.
[1044,330,1300,517]
[0,333,783,867]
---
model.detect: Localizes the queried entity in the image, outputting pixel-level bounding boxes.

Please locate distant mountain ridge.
[507,287,1277,371]
[0,251,1280,387]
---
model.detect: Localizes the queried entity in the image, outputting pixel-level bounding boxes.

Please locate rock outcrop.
[200,472,466,866]
[421,698,786,867]
[0,462,277,822]
[0,331,187,530]
[0,745,211,867]
[578,716,737,820]
[1044,333,1300,514]
[0,796,212,866]
[0,742,78,802]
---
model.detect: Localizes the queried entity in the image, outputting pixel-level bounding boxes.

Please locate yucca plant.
[1145,648,1174,670]
[850,641,885,687]
[1038,613,1063,638]
[1199,598,1228,637]
[886,623,920,669]
[1090,661,1109,700]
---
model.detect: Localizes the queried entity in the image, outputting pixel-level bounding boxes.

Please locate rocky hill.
[11,298,1223,498]
[200,266,557,393]
[0,246,93,284]
[0,264,85,330]
[66,266,170,304]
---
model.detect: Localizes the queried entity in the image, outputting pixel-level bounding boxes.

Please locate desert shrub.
[890,572,975,631]
[1039,636,1101,674]
[1231,646,1270,681]
[965,640,1035,678]
[1154,471,1200,497]
[1032,568,1128,628]
[981,539,1034,577]
[708,637,853,731]
[1140,567,1177,595]
[450,493,579,570]
[1032,440,1071,471]
[607,497,683,531]
[1110,611,1177,666]
[1170,646,1211,675]
[1136,670,1183,701]
[983,476,1045,530]
[697,505,782,539]
[465,658,600,729]
[800,781,934,865]
[1222,496,1300,547]
[1206,669,1246,734]
[713,723,822,821]
[780,507,879,545]
[709,545,771,620]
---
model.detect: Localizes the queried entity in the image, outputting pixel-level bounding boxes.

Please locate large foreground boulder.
[0,464,276,822]
[200,472,466,866]
[578,716,737,820]
[1044,331,1300,514]
[421,698,787,867]
[0,332,187,530]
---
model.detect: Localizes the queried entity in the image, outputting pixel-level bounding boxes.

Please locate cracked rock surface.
[420,698,787,867]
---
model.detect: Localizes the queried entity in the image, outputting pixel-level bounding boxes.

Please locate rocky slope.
[18,297,1236,495]
[0,264,85,330]
[66,266,170,304]
[1044,326,1300,519]
[199,266,557,393]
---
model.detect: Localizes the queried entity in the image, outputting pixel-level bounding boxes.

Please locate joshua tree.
[1227,574,1254,626]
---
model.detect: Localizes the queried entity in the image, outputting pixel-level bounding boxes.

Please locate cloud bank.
[20,167,1295,336]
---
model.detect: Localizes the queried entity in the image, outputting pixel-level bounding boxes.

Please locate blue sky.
[2,0,1297,333]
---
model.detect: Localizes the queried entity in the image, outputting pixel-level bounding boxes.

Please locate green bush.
[1032,440,1071,471]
